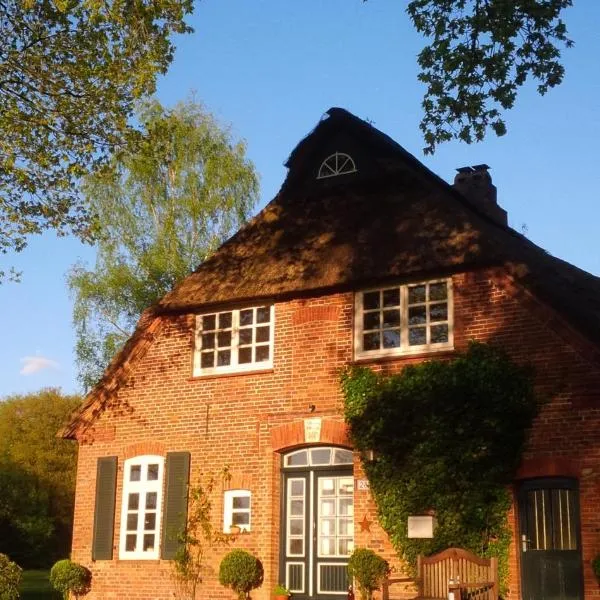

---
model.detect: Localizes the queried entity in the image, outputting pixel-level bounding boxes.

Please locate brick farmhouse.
[62,108,600,600]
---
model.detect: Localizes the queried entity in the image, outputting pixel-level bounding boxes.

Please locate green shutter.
[161,451,190,559]
[92,456,117,560]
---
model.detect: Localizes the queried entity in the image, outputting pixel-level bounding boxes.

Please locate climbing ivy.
[341,342,540,592]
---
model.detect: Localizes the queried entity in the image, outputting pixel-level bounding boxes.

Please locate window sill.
[188,367,274,381]
[353,346,455,365]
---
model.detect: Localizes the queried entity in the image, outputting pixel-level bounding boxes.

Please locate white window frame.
[119,455,164,560]
[193,305,275,376]
[354,278,453,360]
[223,489,252,533]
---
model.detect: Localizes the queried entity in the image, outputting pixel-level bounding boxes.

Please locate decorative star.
[360,515,372,533]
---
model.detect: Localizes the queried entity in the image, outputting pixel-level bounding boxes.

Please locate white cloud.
[20,356,60,375]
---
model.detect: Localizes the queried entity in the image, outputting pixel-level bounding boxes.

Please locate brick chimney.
[453,165,507,226]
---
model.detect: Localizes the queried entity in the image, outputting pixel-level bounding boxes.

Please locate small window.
[355,279,453,359]
[224,490,251,533]
[194,306,274,376]
[119,456,164,560]
[317,152,357,179]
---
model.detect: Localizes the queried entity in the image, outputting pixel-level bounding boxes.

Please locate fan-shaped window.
[317,152,357,179]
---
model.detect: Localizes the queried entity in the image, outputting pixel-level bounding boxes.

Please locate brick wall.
[70,269,600,599]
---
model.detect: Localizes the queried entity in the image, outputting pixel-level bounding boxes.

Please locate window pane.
[429,282,448,301]
[291,500,304,516]
[201,352,214,368]
[126,534,136,551]
[382,329,400,348]
[408,285,426,304]
[126,513,138,531]
[363,332,380,351]
[339,498,353,516]
[311,448,331,465]
[431,324,449,344]
[321,518,335,535]
[232,512,250,526]
[291,480,304,495]
[217,331,232,348]
[338,478,353,495]
[144,513,156,531]
[334,449,353,465]
[320,478,335,495]
[239,347,252,364]
[239,328,253,345]
[217,350,231,366]
[202,314,216,331]
[143,534,155,551]
[382,288,400,307]
[409,327,426,346]
[287,452,308,467]
[382,309,400,328]
[130,465,141,481]
[255,345,270,362]
[363,291,380,310]
[339,538,352,555]
[147,464,159,481]
[290,519,303,535]
[408,305,427,325]
[430,303,448,322]
[321,538,335,556]
[256,326,270,343]
[240,309,253,326]
[290,539,303,555]
[201,332,215,349]
[233,496,250,509]
[146,492,157,510]
[218,312,232,329]
[257,306,270,323]
[339,519,353,535]
[320,500,335,516]
[363,312,380,330]
[128,493,139,510]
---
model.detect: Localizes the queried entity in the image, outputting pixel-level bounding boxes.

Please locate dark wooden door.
[518,478,583,600]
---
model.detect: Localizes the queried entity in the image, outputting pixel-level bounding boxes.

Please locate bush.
[347,548,389,600]
[592,554,600,579]
[218,550,263,600]
[0,554,21,600]
[49,560,91,600]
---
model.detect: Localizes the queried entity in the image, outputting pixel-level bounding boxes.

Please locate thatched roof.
[61,107,600,439]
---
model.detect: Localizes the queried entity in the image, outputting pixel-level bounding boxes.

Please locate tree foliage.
[341,342,539,591]
[68,99,259,390]
[0,389,80,567]
[0,0,193,269]
[0,553,21,600]
[407,0,573,153]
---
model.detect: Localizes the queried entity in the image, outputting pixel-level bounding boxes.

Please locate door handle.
[521,534,532,552]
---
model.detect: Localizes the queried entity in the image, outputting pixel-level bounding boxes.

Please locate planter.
[273,595,290,600]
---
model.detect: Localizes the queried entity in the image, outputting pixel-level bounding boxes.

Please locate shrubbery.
[49,560,91,599]
[347,548,389,600]
[0,554,21,600]
[218,550,263,600]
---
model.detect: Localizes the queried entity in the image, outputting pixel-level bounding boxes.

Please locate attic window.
[317,152,357,179]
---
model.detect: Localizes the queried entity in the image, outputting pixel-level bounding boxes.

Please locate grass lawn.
[20,570,61,599]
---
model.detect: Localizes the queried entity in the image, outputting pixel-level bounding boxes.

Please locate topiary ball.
[50,559,92,599]
[219,549,264,600]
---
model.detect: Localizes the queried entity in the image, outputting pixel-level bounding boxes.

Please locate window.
[355,279,452,358]
[317,152,357,179]
[194,305,274,376]
[119,456,164,560]
[223,490,251,533]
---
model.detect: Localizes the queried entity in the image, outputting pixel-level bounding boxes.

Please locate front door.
[518,478,583,600]
[280,447,354,599]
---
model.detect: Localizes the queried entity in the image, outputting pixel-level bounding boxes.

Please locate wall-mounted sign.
[407,515,436,539]
[304,418,322,443]
[356,479,370,491]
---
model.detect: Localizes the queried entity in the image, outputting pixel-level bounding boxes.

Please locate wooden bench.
[382,547,498,600]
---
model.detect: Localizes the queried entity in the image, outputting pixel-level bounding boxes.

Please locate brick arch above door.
[270,418,351,452]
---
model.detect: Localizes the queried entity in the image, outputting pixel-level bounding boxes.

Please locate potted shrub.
[347,548,389,600]
[219,549,264,599]
[50,559,92,600]
[0,554,21,600]
[273,583,291,600]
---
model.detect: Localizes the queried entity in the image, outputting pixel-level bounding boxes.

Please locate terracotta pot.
[272,595,290,600]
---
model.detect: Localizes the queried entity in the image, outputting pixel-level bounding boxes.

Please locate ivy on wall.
[341,342,540,591]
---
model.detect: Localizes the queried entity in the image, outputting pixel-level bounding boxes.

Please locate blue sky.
[1,1,599,398]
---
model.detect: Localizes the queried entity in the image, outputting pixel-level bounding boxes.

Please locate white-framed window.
[119,455,164,560]
[193,305,274,376]
[223,489,251,533]
[317,152,357,179]
[354,279,453,359]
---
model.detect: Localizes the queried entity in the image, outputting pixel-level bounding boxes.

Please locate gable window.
[194,305,274,376]
[355,279,453,358]
[223,490,251,533]
[119,455,164,560]
[317,152,357,179]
